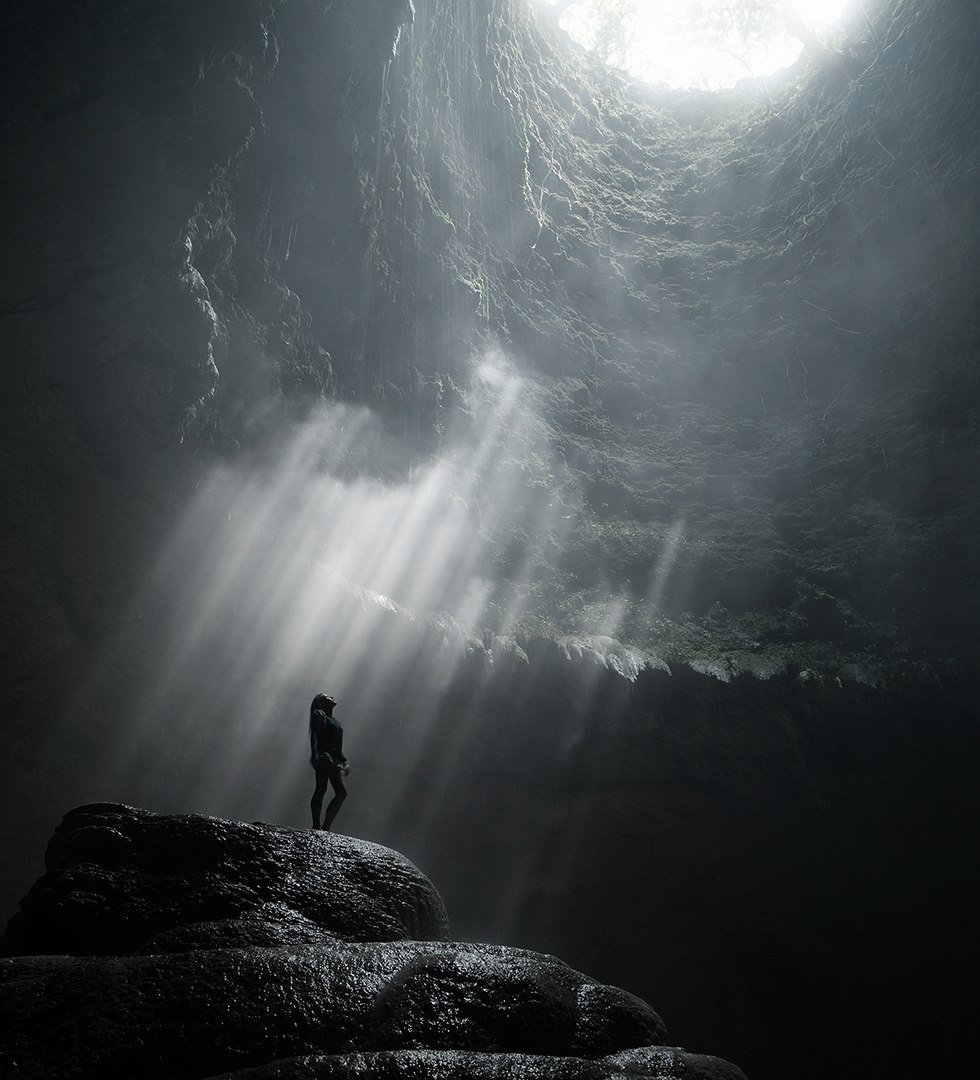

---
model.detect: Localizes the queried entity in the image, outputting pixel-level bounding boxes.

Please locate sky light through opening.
[540,0,854,90]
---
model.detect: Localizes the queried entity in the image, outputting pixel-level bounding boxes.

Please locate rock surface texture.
[0,804,743,1080]
[3,802,449,955]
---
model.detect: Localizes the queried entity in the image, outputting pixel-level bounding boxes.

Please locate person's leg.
[321,770,348,831]
[310,768,330,828]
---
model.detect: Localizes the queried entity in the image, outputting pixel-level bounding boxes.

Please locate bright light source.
[791,0,851,31]
[539,0,854,91]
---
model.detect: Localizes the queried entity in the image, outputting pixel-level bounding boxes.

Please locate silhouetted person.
[309,693,349,831]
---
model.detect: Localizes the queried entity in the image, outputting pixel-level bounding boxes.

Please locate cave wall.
[349,0,980,653]
[371,645,980,1080]
[4,0,978,699]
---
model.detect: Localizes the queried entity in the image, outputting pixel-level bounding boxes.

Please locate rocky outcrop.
[209,1048,748,1079]
[3,803,448,955]
[0,804,745,1080]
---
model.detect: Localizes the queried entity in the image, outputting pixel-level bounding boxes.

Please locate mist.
[81,350,582,836]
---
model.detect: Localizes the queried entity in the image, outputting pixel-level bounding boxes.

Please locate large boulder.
[207,1048,748,1079]
[3,803,449,954]
[0,806,745,1080]
[0,943,670,1078]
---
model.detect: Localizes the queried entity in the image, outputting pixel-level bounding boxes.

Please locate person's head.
[311,693,337,717]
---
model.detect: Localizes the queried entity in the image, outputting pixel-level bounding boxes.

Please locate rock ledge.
[0,805,745,1080]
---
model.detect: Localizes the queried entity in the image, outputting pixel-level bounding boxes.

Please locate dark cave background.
[2,1,979,1078]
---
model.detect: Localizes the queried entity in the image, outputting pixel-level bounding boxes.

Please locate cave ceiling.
[2,0,978,686]
[269,0,978,676]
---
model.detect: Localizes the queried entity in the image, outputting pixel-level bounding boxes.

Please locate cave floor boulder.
[0,804,745,1080]
[2,802,450,955]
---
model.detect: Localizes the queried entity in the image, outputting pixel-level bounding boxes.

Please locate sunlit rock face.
[3,2,976,709]
[5,0,978,723]
[0,805,747,1080]
[307,0,980,668]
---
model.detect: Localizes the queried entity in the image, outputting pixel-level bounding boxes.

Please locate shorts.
[315,756,349,778]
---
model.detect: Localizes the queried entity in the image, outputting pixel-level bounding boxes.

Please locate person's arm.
[310,711,326,763]
[332,720,349,770]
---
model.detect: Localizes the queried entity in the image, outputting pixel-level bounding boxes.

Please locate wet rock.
[605,1046,749,1079]
[0,942,670,1079]
[0,805,745,1080]
[4,802,448,956]
[205,1046,746,1079]
[140,914,337,954]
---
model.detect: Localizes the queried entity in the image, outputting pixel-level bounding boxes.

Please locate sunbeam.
[91,347,617,850]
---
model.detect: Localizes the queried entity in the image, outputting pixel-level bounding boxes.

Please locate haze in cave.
[1,2,978,1079]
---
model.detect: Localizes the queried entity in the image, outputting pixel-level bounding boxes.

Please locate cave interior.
[1,2,979,1078]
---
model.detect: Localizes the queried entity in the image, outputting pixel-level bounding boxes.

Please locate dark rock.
[4,803,449,956]
[605,1046,749,1079]
[140,914,337,954]
[204,1046,746,1079]
[0,942,668,1078]
[0,806,745,1080]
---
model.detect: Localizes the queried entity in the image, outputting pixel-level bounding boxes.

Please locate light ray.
[95,350,583,831]
[647,516,687,610]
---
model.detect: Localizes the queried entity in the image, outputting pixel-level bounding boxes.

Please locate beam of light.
[81,334,703,944]
[647,515,687,611]
[86,348,609,843]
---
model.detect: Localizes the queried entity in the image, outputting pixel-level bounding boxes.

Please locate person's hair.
[309,706,328,765]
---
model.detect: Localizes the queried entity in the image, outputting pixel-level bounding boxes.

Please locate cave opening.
[538,0,857,90]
